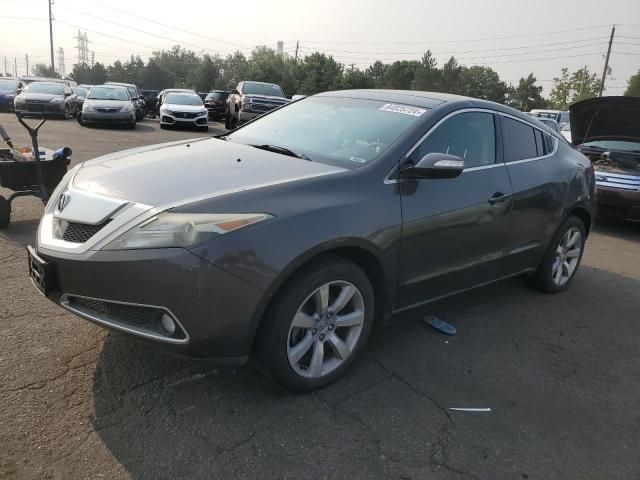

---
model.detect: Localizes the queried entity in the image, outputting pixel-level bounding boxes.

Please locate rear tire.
[0,196,10,229]
[255,256,375,393]
[63,105,70,120]
[160,124,167,130]
[528,215,586,293]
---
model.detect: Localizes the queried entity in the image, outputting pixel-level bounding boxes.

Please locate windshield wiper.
[250,144,311,160]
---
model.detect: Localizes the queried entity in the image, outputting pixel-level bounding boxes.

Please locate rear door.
[499,114,566,272]
[397,109,514,309]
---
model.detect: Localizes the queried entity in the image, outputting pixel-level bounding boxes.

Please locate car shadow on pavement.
[592,216,640,242]
[0,218,39,249]
[90,264,640,480]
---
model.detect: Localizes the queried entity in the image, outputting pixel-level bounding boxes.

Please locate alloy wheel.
[287,280,365,379]
[552,227,582,286]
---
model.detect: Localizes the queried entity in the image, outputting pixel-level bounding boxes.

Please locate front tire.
[256,256,375,393]
[529,215,586,293]
[62,105,70,120]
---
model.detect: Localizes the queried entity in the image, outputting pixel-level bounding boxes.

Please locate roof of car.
[316,89,553,129]
[244,81,280,86]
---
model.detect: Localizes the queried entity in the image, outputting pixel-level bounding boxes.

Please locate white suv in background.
[159,92,208,131]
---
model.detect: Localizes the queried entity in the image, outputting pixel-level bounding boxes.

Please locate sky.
[1,0,639,95]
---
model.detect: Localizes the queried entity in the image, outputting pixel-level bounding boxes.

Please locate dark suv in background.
[204,90,229,121]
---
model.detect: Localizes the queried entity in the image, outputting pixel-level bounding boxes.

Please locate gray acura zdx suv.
[28,90,596,392]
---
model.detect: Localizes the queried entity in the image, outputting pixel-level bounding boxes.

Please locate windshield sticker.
[379,104,427,117]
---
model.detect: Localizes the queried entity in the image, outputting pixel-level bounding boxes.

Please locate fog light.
[160,313,176,335]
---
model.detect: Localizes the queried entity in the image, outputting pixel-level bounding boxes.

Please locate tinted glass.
[25,83,64,95]
[243,82,284,97]
[503,117,538,161]
[228,97,425,168]
[0,79,19,89]
[87,86,130,101]
[72,87,88,97]
[412,112,496,169]
[165,93,203,106]
[543,132,554,153]
[534,129,545,156]
[206,92,228,101]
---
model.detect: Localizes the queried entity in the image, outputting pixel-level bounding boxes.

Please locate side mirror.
[402,152,464,179]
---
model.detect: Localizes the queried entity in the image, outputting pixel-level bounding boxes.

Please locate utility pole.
[25,54,29,76]
[579,65,587,95]
[599,25,615,97]
[48,0,55,73]
[14,57,17,77]
[293,41,299,90]
[3,57,6,77]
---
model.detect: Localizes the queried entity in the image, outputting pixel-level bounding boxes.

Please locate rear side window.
[412,112,496,169]
[502,117,538,161]
[543,133,554,153]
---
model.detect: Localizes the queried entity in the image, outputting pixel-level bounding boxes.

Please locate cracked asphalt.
[1,112,639,480]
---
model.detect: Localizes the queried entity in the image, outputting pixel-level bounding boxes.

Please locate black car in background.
[0,77,24,111]
[104,82,145,120]
[29,90,595,392]
[13,81,78,118]
[204,90,230,120]
[71,86,90,111]
[140,89,159,118]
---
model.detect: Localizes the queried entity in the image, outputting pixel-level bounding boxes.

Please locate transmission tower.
[57,47,66,77]
[74,30,90,65]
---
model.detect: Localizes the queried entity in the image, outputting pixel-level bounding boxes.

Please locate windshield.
[206,92,228,101]
[0,79,19,90]
[228,96,427,167]
[165,93,203,106]
[72,87,88,97]
[25,83,64,95]
[243,83,284,97]
[88,86,130,101]
[581,140,640,152]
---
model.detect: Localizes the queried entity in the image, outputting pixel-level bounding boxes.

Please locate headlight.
[50,97,64,103]
[199,110,207,116]
[83,103,95,112]
[103,212,272,250]
[120,104,133,112]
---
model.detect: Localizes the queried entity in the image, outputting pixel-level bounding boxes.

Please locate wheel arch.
[247,240,393,355]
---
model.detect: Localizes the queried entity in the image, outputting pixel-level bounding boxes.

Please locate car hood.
[84,99,130,108]
[18,93,60,101]
[0,88,17,95]
[570,96,640,145]
[72,137,347,207]
[162,103,205,112]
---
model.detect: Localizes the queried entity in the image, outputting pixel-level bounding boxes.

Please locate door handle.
[488,192,512,205]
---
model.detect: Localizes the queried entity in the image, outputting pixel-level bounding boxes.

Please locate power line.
[57,0,251,51]
[55,4,248,56]
[288,24,614,46]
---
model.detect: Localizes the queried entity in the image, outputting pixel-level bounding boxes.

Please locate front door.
[397,110,513,309]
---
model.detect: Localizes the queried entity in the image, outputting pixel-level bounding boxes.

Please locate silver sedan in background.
[79,85,137,129]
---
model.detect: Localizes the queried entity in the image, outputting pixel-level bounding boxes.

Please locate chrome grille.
[594,171,640,192]
[61,220,110,243]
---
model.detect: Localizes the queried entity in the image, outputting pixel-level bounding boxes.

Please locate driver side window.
[411,111,496,169]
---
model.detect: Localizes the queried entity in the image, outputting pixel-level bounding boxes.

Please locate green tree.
[187,54,220,91]
[507,73,547,111]
[414,50,441,91]
[216,51,249,89]
[246,46,284,84]
[459,66,508,103]
[299,53,343,94]
[341,66,373,90]
[549,67,602,109]
[625,70,640,96]
[382,60,420,89]
[90,63,108,84]
[365,61,388,88]
[31,63,60,78]
[139,60,175,89]
[107,60,127,82]
[439,57,462,94]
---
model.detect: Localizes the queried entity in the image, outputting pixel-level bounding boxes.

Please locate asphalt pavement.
[0,112,638,480]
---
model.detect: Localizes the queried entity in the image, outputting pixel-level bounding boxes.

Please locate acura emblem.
[57,192,71,212]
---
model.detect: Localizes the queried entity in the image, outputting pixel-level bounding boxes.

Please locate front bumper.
[596,186,640,220]
[0,96,16,110]
[31,245,265,363]
[82,111,133,124]
[15,102,65,115]
[205,104,225,118]
[160,112,208,128]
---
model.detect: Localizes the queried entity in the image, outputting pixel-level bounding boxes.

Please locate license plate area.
[27,246,57,295]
